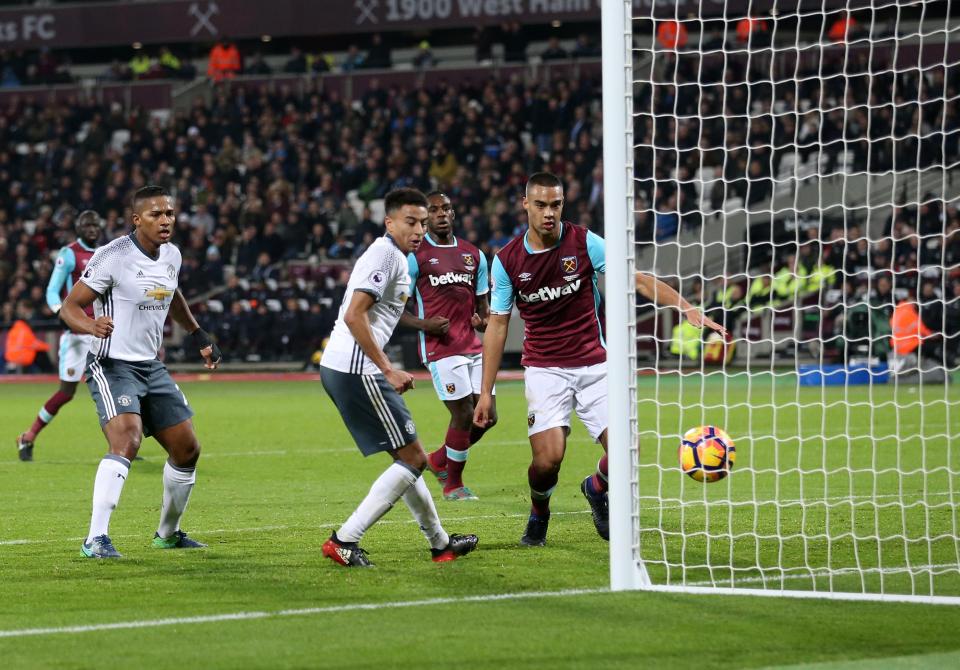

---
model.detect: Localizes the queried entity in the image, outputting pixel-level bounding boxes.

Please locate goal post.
[604,0,960,603]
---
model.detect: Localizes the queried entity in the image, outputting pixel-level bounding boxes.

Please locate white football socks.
[401,476,449,550]
[86,455,130,544]
[337,461,418,543]
[157,461,197,539]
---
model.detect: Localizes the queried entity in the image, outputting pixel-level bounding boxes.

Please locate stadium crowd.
[0,68,605,364]
[1,16,957,368]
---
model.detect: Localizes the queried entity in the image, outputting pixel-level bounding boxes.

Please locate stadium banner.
[0,0,872,50]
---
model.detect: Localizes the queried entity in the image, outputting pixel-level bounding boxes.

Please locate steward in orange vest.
[890,300,933,356]
[4,320,51,368]
[207,40,241,82]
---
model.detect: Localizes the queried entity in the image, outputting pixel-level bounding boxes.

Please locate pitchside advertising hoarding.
[0,0,872,50]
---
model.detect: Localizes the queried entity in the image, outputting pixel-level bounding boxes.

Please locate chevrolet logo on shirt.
[144,286,173,301]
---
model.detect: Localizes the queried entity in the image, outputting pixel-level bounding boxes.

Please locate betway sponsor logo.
[517,279,581,303]
[428,271,472,287]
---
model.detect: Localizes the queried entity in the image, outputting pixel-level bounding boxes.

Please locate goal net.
[603,0,960,603]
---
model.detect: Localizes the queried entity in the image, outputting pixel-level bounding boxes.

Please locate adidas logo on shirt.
[137,270,144,278]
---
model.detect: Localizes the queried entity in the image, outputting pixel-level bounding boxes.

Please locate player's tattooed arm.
[61,282,113,338]
[635,272,727,336]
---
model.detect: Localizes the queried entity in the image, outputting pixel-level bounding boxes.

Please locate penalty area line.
[0,587,607,639]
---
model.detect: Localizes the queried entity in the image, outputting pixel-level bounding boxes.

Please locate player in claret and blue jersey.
[474,172,725,546]
[402,192,496,501]
[15,210,101,461]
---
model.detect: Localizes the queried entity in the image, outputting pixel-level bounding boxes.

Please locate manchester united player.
[401,192,496,500]
[474,172,725,546]
[16,210,102,461]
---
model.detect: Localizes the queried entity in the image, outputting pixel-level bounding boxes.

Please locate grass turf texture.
[0,377,958,668]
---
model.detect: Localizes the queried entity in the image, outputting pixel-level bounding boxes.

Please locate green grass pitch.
[1,376,959,669]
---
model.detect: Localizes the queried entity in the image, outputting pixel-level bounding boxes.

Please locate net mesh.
[629,0,960,599]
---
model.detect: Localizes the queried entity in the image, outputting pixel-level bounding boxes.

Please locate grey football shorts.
[320,366,418,456]
[85,354,194,437]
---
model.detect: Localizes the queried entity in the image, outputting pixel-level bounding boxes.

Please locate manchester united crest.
[561,256,578,273]
[462,253,475,268]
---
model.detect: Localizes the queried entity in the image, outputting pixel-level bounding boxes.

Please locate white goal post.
[604,0,960,604]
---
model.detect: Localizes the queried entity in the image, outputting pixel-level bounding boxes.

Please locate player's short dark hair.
[526,172,564,195]
[76,210,102,230]
[384,188,428,216]
[425,190,447,200]
[132,185,171,210]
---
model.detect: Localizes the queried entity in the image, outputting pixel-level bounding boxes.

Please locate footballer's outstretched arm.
[474,312,508,427]
[170,289,222,369]
[62,282,113,338]
[345,290,414,393]
[635,272,727,335]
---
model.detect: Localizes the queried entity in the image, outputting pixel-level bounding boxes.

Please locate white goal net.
[604,0,960,603]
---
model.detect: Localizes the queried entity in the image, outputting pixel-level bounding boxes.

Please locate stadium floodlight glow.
[604,0,960,604]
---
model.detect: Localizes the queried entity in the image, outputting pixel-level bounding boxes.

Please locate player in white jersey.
[319,188,478,567]
[60,186,223,559]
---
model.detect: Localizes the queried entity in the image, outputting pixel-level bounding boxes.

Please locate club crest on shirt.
[446,382,456,394]
[561,256,578,274]
[166,264,176,280]
[527,412,536,427]
[462,253,475,268]
[405,420,416,435]
[117,395,132,407]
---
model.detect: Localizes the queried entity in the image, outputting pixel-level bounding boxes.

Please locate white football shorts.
[524,362,607,441]
[427,353,494,402]
[58,332,95,382]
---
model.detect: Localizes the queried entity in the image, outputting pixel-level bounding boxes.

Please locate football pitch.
[2,376,959,669]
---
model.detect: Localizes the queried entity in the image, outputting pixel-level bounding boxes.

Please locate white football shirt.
[321,235,410,375]
[79,233,181,362]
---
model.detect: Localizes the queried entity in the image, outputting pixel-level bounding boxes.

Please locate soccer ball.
[679,426,736,482]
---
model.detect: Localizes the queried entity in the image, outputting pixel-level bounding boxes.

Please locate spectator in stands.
[541,37,569,61]
[284,47,307,74]
[474,26,494,63]
[129,49,151,79]
[341,45,365,72]
[501,22,527,62]
[828,12,860,43]
[207,38,241,82]
[365,33,392,70]
[412,41,437,69]
[247,51,272,75]
[159,47,194,79]
[571,33,599,59]
[656,21,689,51]
[741,16,772,46]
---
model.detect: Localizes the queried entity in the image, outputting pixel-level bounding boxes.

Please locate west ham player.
[320,188,478,567]
[60,186,222,558]
[401,191,496,500]
[474,172,725,546]
[16,211,101,461]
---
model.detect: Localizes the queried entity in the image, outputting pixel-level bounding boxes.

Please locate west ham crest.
[462,253,475,268]
[561,256,578,273]
[446,383,456,394]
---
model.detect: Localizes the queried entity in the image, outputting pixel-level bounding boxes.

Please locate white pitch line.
[0,588,608,639]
